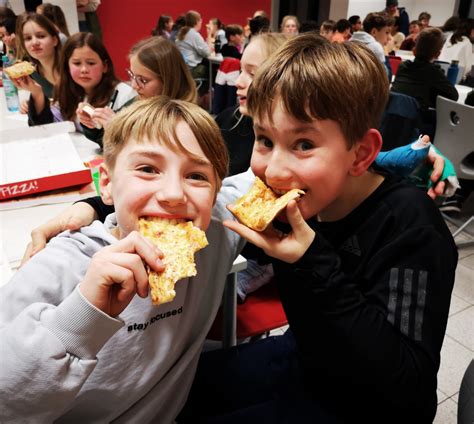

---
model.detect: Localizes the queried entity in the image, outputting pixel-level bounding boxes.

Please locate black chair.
[458,360,474,424]
[379,92,421,151]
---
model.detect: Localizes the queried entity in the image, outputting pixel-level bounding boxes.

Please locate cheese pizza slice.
[4,61,36,79]
[138,217,208,306]
[229,177,304,231]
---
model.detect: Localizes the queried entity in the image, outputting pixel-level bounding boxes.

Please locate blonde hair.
[280,15,300,32]
[250,32,291,60]
[104,97,228,191]
[130,37,197,103]
[247,33,389,147]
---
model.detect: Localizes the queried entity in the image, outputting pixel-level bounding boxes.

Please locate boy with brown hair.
[0,97,250,422]
[392,27,458,110]
[221,24,244,59]
[180,33,457,424]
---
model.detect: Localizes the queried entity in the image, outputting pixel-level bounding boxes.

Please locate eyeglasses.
[126,68,150,89]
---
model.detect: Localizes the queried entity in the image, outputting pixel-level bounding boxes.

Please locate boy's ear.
[99,163,114,205]
[349,129,382,176]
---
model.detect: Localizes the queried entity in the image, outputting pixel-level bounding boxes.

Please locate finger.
[223,219,271,250]
[107,232,165,272]
[285,200,312,239]
[428,148,444,183]
[29,226,49,255]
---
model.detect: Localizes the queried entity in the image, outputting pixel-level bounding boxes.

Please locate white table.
[0,87,101,277]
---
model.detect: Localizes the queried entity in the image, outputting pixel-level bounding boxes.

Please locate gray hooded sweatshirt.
[0,170,254,423]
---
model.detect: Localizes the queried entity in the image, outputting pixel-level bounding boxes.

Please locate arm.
[191,30,211,59]
[433,68,459,103]
[224,193,456,419]
[1,231,163,421]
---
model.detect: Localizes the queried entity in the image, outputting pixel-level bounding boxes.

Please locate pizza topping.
[229,177,305,231]
[3,61,36,79]
[138,217,208,306]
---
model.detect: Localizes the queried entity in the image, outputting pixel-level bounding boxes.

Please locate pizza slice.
[3,61,36,79]
[229,177,305,231]
[138,217,208,306]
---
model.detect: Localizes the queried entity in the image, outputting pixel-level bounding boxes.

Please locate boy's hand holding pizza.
[224,177,315,264]
[79,231,164,317]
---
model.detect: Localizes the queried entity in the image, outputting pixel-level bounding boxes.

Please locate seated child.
[220,24,244,59]
[392,27,458,111]
[14,32,135,141]
[180,33,458,423]
[0,97,250,422]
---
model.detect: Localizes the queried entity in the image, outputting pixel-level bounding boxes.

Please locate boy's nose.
[155,178,186,206]
[265,151,291,183]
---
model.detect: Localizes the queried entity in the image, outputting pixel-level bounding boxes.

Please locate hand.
[3,33,16,50]
[77,102,98,129]
[79,231,165,317]
[11,75,42,97]
[90,107,116,130]
[19,100,29,114]
[426,146,446,200]
[224,200,315,263]
[20,202,98,266]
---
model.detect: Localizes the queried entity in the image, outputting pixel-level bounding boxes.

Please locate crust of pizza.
[229,177,304,231]
[3,61,36,79]
[138,217,208,306]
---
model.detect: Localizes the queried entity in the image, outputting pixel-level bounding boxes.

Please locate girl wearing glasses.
[14,32,134,146]
[77,36,197,146]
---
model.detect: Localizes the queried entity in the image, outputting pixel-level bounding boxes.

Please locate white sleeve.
[0,239,122,422]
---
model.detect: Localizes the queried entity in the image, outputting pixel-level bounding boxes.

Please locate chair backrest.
[388,55,402,76]
[212,57,240,115]
[434,96,474,180]
[379,92,421,151]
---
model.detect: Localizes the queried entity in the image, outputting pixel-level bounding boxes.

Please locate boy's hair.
[249,15,270,35]
[247,33,389,148]
[363,13,389,33]
[16,12,61,68]
[414,27,443,61]
[104,97,229,191]
[130,37,197,103]
[250,32,290,61]
[38,3,69,36]
[320,20,335,32]
[348,15,360,26]
[225,24,243,40]
[55,32,119,120]
[418,12,431,22]
[409,20,421,28]
[0,16,16,34]
[335,19,351,33]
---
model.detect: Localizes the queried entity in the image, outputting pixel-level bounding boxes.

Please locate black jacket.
[272,176,457,423]
[391,58,459,110]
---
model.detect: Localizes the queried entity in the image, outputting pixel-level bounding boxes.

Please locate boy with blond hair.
[180,33,457,423]
[0,97,252,422]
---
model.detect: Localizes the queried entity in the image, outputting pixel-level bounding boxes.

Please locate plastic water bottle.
[2,55,20,112]
[447,60,459,85]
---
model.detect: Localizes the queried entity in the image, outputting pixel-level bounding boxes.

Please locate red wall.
[97,0,271,81]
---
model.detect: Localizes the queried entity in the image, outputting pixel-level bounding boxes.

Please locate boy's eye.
[137,166,157,174]
[255,136,273,148]
[295,140,314,151]
[188,172,209,181]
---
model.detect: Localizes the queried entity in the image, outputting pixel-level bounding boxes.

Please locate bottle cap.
[451,60,459,65]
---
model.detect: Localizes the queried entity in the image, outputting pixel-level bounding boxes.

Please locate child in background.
[151,14,173,38]
[392,28,458,111]
[385,16,405,54]
[13,32,135,144]
[15,12,61,100]
[220,24,244,59]
[78,36,197,146]
[180,33,457,424]
[0,14,16,58]
[319,19,335,41]
[280,15,300,35]
[36,2,70,45]
[331,18,351,42]
[0,96,248,423]
[400,19,421,50]
[351,13,392,79]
